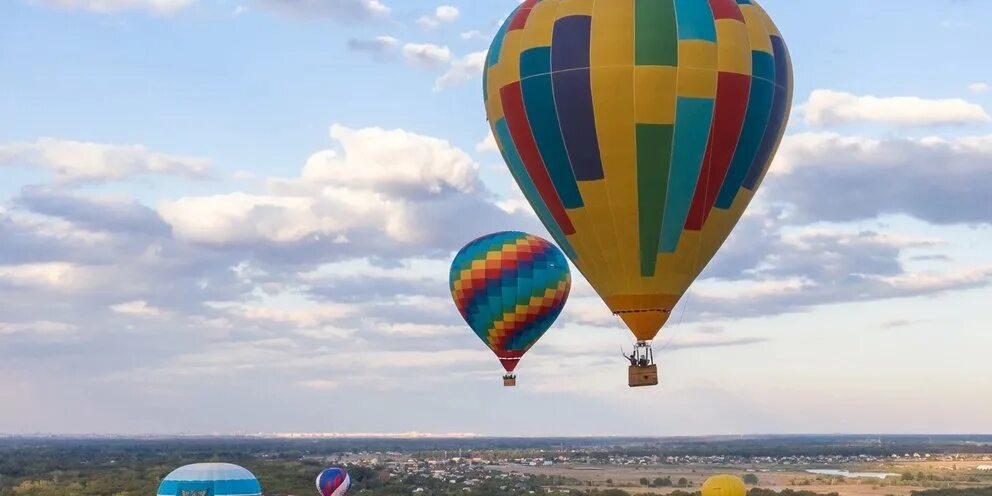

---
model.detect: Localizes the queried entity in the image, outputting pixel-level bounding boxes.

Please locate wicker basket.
[628,364,659,387]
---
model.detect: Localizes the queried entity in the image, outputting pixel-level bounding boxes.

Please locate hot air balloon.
[157,463,262,496]
[450,231,571,386]
[702,475,748,496]
[483,0,793,386]
[317,467,352,496]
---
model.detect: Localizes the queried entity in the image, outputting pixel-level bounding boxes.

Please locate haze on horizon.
[1,0,991,436]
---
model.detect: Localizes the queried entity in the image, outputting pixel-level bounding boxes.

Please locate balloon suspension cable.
[657,294,691,354]
[614,313,633,355]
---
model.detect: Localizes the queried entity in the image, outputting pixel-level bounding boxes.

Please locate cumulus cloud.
[767,132,992,225]
[111,300,166,318]
[416,4,459,29]
[346,35,400,61]
[0,262,99,291]
[16,187,171,237]
[30,0,194,14]
[299,379,340,391]
[969,82,991,94]
[159,124,513,255]
[0,320,77,336]
[402,43,452,69]
[255,0,389,20]
[802,90,991,127]
[205,301,355,328]
[0,138,211,184]
[302,125,479,194]
[3,114,992,433]
[475,132,498,153]
[694,266,992,322]
[435,50,486,91]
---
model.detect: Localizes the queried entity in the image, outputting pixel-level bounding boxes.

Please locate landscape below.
[1,436,991,496]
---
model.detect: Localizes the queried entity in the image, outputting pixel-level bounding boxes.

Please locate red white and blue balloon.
[316,467,351,496]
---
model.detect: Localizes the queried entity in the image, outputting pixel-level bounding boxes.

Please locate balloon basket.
[629,364,659,387]
[503,374,517,387]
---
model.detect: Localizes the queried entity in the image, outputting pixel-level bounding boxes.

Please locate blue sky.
[1,0,991,436]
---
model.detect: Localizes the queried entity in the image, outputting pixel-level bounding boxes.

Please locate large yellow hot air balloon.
[483,0,793,386]
[702,475,748,496]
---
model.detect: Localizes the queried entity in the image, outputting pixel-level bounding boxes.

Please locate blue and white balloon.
[157,463,262,496]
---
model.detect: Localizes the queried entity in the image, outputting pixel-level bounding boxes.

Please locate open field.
[495,461,992,496]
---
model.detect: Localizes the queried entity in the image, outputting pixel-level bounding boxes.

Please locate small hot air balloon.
[450,231,571,386]
[483,0,793,386]
[157,463,262,496]
[702,475,748,496]
[317,467,351,496]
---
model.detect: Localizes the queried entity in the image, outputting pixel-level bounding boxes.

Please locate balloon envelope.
[316,467,352,496]
[483,0,793,341]
[157,463,261,496]
[450,231,571,372]
[702,475,748,496]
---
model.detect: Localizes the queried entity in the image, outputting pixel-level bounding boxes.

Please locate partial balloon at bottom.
[316,467,351,496]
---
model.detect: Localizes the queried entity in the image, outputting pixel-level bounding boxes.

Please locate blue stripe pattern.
[715,51,776,209]
[552,15,605,182]
[521,48,584,209]
[675,0,717,42]
[743,36,791,190]
[494,118,578,260]
[660,97,715,253]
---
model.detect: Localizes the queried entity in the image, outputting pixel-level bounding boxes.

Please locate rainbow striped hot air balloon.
[450,231,571,386]
[483,0,793,386]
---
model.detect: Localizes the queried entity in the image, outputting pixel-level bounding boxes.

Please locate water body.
[806,469,899,479]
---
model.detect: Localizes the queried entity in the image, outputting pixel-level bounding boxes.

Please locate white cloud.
[0,138,211,183]
[460,30,483,40]
[802,90,991,127]
[380,323,463,337]
[0,263,96,291]
[434,5,457,22]
[416,4,459,28]
[160,125,484,246]
[205,301,356,328]
[346,35,400,61]
[969,82,991,94]
[303,125,478,193]
[475,132,498,153]
[434,50,486,91]
[111,300,166,318]
[257,0,389,20]
[159,193,336,244]
[875,267,992,293]
[939,20,971,29]
[0,321,77,336]
[402,43,452,68]
[158,124,520,254]
[30,0,194,14]
[299,379,340,391]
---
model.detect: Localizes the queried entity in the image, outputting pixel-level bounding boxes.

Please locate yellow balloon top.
[702,475,748,496]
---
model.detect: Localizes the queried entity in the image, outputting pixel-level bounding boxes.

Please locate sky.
[1,0,991,437]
